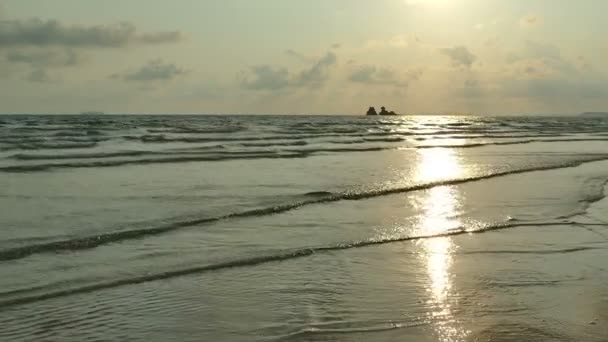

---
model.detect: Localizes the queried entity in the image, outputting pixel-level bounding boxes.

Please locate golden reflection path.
[415,148,469,342]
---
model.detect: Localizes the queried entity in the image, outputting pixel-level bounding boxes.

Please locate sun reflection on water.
[416,148,464,183]
[416,148,469,341]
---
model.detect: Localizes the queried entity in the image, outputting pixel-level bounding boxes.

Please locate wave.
[9,149,263,161]
[0,220,593,308]
[0,136,107,146]
[326,139,366,144]
[11,126,85,132]
[52,130,104,137]
[1,142,98,151]
[285,146,395,154]
[146,127,245,134]
[241,140,308,147]
[10,151,155,160]
[4,137,608,171]
[556,178,608,220]
[0,137,46,144]
[110,130,608,148]
[8,149,248,161]
[276,321,430,340]
[0,152,309,172]
[445,122,472,127]
[130,133,339,144]
[303,191,334,197]
[417,138,608,149]
[363,137,405,143]
[460,246,602,255]
[127,131,552,144]
[2,156,608,262]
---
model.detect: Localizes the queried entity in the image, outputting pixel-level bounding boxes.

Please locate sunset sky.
[1,0,607,114]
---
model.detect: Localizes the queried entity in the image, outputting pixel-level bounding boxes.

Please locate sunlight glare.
[415,147,468,341]
[416,148,463,182]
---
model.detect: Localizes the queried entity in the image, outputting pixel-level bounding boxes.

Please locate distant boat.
[80,111,105,115]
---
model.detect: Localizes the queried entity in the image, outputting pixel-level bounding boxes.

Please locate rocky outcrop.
[366,106,398,116]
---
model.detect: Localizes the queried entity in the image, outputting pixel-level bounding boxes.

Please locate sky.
[0,0,607,115]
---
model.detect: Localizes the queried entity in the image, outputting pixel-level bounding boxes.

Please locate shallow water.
[1,115,607,341]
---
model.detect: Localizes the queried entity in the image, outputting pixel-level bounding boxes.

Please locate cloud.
[520,14,542,28]
[364,35,409,49]
[240,65,289,90]
[575,55,592,71]
[349,65,421,87]
[464,79,479,87]
[524,40,561,60]
[118,59,186,81]
[457,79,487,98]
[6,49,81,67]
[285,49,314,63]
[138,31,181,44]
[241,51,337,90]
[0,18,181,48]
[507,41,576,77]
[26,68,51,83]
[504,78,608,102]
[440,46,476,68]
[3,48,82,82]
[455,40,608,110]
[294,51,337,87]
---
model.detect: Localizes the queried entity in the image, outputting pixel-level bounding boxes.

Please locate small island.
[80,111,105,115]
[366,106,398,116]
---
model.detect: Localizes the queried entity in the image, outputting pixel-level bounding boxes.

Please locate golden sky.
[1,0,607,114]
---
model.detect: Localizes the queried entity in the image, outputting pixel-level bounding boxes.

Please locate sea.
[1,114,607,341]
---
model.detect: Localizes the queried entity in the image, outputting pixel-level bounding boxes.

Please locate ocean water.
[1,115,607,341]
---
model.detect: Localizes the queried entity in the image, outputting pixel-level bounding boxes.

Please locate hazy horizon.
[1,0,607,115]
[0,112,601,116]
